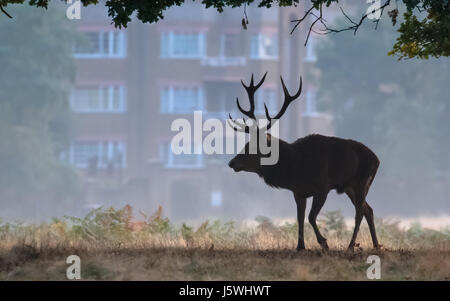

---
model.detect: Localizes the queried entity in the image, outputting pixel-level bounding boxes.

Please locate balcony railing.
[200,56,246,67]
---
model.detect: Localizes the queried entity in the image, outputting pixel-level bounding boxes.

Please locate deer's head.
[228,73,302,173]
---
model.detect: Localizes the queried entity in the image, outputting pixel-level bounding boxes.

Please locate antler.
[227,115,256,133]
[228,72,267,133]
[263,75,302,131]
[228,73,302,133]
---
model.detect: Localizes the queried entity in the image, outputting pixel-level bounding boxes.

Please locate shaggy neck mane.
[257,139,295,189]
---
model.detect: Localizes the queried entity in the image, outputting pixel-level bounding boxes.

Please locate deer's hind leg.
[363,201,379,249]
[345,185,364,251]
[309,191,329,250]
[362,174,380,249]
[346,178,380,250]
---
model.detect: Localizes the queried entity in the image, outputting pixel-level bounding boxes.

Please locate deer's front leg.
[294,194,307,251]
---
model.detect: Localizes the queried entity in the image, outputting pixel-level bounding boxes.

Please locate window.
[68,141,126,169]
[70,85,126,113]
[160,86,203,114]
[159,143,204,169]
[250,34,278,60]
[74,31,127,58]
[304,90,319,116]
[221,33,243,57]
[200,33,246,66]
[161,32,205,58]
[255,88,278,115]
[305,36,317,62]
[72,142,98,168]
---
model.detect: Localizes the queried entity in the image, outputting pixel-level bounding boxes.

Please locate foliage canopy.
[0,0,449,59]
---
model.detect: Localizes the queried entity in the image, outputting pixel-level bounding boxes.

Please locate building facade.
[66,3,333,220]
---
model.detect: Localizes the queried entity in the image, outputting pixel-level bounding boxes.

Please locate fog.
[0,1,449,226]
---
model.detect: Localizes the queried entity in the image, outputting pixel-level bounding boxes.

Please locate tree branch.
[323,0,392,35]
[0,4,13,19]
[290,6,314,35]
[290,0,393,45]
[304,6,323,46]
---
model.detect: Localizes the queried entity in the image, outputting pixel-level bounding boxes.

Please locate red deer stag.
[228,73,380,251]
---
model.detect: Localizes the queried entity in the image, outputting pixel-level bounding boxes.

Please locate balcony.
[200,56,247,67]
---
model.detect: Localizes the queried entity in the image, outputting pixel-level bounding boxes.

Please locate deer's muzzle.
[228,160,242,172]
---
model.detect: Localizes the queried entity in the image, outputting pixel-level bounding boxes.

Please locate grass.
[0,205,449,280]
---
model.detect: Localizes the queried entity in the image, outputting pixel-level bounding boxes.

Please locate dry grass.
[0,206,449,281]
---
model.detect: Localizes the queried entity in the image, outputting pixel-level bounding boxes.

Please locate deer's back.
[292,134,379,194]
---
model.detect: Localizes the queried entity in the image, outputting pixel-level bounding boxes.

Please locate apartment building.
[66,3,333,220]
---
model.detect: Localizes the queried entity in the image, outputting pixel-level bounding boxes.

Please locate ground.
[0,206,449,280]
[2,248,449,281]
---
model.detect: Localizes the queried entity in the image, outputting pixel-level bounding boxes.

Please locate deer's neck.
[258,141,297,190]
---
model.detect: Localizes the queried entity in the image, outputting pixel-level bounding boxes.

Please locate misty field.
[0,206,449,281]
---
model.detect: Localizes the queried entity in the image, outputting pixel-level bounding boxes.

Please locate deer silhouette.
[228,73,380,251]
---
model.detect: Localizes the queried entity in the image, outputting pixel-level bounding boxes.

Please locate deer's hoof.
[374,244,383,251]
[348,243,362,252]
[347,243,355,252]
[319,240,329,251]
